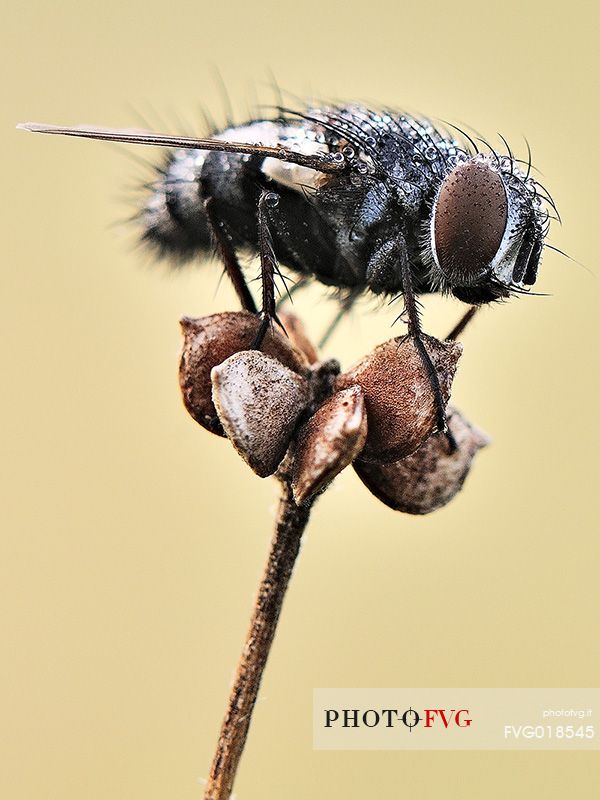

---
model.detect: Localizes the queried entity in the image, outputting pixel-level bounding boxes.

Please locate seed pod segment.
[179,311,309,436]
[211,350,311,478]
[354,407,489,514]
[337,334,462,463]
[292,385,368,505]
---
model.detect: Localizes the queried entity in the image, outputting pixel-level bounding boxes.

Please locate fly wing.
[17,122,345,174]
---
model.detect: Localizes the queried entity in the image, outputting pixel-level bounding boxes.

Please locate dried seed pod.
[211,350,311,478]
[354,408,489,514]
[337,334,462,463]
[292,385,368,505]
[278,309,319,365]
[179,311,309,436]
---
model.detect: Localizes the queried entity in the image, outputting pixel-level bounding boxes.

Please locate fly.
[17,103,554,449]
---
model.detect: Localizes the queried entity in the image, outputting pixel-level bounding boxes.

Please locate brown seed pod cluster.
[179,309,489,513]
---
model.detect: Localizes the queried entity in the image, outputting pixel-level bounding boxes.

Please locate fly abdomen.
[140,119,331,267]
[141,149,212,262]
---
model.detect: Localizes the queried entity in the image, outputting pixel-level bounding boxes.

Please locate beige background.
[2,1,599,798]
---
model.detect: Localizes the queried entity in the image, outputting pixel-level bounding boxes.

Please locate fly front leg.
[398,248,457,451]
[253,191,286,349]
[368,235,457,451]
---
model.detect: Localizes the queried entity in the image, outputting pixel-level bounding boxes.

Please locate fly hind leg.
[318,289,360,349]
[203,196,257,314]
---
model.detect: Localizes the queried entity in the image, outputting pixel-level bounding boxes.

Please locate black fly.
[18,103,553,447]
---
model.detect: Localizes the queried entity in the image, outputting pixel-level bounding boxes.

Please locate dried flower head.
[179,308,487,514]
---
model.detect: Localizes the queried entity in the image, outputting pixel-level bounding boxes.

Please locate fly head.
[428,154,549,304]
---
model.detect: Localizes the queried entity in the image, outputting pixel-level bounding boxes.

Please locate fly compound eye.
[432,161,508,286]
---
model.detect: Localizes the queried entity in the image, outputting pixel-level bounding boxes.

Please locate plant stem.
[202,479,314,800]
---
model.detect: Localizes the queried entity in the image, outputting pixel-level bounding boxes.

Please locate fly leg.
[253,191,286,349]
[446,305,479,341]
[397,243,458,452]
[318,290,360,349]
[203,196,257,313]
[275,275,310,311]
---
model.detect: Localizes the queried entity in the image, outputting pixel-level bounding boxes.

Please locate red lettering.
[424,709,467,728]
[424,709,438,727]
[455,709,472,727]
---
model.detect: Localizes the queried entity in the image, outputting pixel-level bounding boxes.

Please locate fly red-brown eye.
[433,161,508,285]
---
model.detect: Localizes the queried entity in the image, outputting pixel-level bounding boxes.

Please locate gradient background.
[2,1,599,798]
